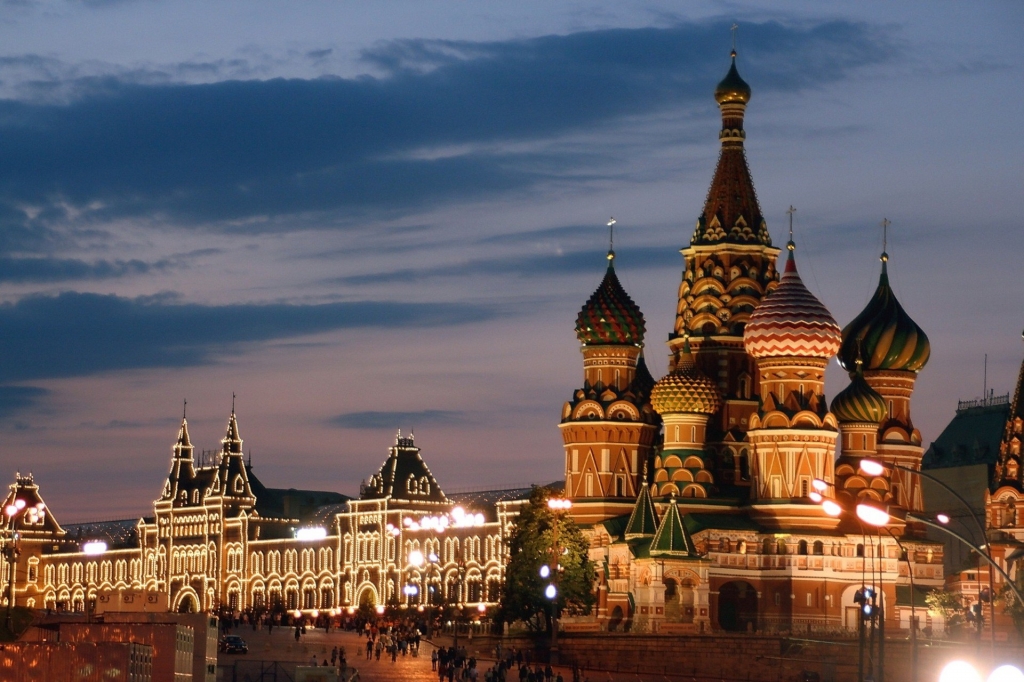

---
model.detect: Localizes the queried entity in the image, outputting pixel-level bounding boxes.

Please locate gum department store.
[3,51,1023,637]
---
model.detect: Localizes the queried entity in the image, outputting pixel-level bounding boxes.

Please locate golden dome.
[714,51,751,105]
[651,341,722,416]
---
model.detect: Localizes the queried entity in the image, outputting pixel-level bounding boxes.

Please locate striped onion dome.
[576,258,645,346]
[838,255,930,373]
[830,371,887,424]
[651,339,722,416]
[743,244,842,359]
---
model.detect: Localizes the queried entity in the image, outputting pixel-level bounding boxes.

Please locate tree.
[500,487,595,633]
[995,581,1024,641]
[925,588,966,635]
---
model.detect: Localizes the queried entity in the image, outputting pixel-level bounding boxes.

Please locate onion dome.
[575,256,645,346]
[744,243,842,359]
[838,254,930,373]
[715,50,751,104]
[651,339,722,415]
[830,370,887,424]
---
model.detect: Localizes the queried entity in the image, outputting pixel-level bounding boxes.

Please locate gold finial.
[607,217,616,262]
[786,205,796,251]
[880,218,890,263]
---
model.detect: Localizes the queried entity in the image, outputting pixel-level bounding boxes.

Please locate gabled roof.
[361,432,447,504]
[624,485,658,539]
[650,498,696,559]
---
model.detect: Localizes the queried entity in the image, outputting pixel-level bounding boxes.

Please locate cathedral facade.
[560,51,946,635]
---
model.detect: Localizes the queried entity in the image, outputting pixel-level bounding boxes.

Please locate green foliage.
[500,487,595,632]
[925,588,966,633]
[995,581,1024,641]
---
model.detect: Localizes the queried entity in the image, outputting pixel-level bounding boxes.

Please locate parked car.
[219,635,248,654]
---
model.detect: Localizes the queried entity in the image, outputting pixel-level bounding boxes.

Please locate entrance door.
[845,606,860,631]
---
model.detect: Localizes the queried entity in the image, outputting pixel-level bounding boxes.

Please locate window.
[615,476,625,497]
[800,479,809,498]
[806,593,812,607]
[771,478,781,498]
[813,541,824,556]
[774,593,781,606]
[585,474,594,497]
[856,544,865,558]
[777,539,787,555]
[798,540,808,555]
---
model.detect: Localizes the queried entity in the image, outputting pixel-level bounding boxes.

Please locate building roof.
[362,432,448,504]
[62,519,139,550]
[838,254,930,373]
[651,338,722,416]
[831,370,887,425]
[691,52,769,247]
[743,245,842,360]
[650,498,697,559]
[575,258,645,347]
[923,398,1010,470]
[624,485,658,539]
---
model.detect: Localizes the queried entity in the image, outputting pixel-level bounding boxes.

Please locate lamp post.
[860,458,998,654]
[2,502,25,632]
[546,497,572,664]
[883,528,918,682]
[82,540,108,624]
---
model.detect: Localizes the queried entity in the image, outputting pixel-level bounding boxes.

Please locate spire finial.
[607,217,616,262]
[786,205,796,251]
[880,218,890,264]
[231,392,236,414]
[183,399,187,421]
[731,23,738,55]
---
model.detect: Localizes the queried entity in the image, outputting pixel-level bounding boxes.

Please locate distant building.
[1,426,528,619]
[922,394,1010,573]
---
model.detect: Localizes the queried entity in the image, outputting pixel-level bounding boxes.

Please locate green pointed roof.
[650,497,694,559]
[624,485,658,539]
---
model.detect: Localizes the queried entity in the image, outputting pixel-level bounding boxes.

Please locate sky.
[1,0,1022,521]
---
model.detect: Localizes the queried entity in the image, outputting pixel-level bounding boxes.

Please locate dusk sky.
[1,1,1022,521]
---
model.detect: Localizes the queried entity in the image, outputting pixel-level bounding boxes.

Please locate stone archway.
[608,605,624,632]
[175,589,199,614]
[718,581,757,632]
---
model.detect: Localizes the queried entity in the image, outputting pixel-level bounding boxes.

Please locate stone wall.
[500,633,1024,682]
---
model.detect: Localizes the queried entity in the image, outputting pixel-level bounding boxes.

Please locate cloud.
[0,292,501,382]
[0,20,893,232]
[328,410,468,429]
[336,245,681,285]
[0,249,222,282]
[0,385,49,420]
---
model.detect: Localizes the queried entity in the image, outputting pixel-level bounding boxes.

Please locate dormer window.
[233,475,244,493]
[192,490,199,504]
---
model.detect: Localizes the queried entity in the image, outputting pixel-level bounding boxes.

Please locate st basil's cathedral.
[560,50,944,634]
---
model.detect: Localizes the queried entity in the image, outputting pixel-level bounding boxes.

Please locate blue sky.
[1,0,1022,519]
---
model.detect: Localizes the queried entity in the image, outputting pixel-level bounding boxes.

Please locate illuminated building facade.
[561,51,946,635]
[1,426,519,616]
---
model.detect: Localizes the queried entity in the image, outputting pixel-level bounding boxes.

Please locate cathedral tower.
[837,246,930,511]
[561,243,659,524]
[743,239,842,529]
[670,51,780,493]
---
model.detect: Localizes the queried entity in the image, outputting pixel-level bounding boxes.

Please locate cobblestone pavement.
[217,628,639,682]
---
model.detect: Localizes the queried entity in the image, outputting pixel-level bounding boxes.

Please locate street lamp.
[546,497,572,664]
[82,540,108,623]
[859,457,999,651]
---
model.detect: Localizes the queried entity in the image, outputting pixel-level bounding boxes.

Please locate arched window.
[856,544,865,558]
[776,539,787,555]
[813,541,824,556]
[762,539,772,555]
[797,540,808,555]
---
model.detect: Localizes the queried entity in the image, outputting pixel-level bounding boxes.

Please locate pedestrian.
[366,638,373,659]
[294,627,300,642]
[331,646,338,666]
[309,654,317,667]
[432,648,439,671]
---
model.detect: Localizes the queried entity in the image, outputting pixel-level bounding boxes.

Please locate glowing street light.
[375,605,385,615]
[477,603,486,614]
[821,500,843,517]
[408,550,424,567]
[545,584,557,600]
[808,492,823,503]
[859,459,886,477]
[855,502,891,528]
[812,479,828,492]
[539,565,551,579]
[82,541,108,556]
[989,665,1024,682]
[547,498,572,511]
[936,513,950,525]
[939,661,982,682]
[296,527,327,542]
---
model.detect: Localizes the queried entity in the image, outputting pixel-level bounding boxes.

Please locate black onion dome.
[715,51,751,104]
[830,372,887,424]
[576,261,646,346]
[838,261,930,373]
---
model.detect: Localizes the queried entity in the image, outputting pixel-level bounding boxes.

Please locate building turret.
[562,237,660,523]
[669,51,781,497]
[743,240,842,529]
[650,338,722,498]
[838,246,930,510]
[160,408,196,504]
[831,366,887,457]
[214,409,255,509]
